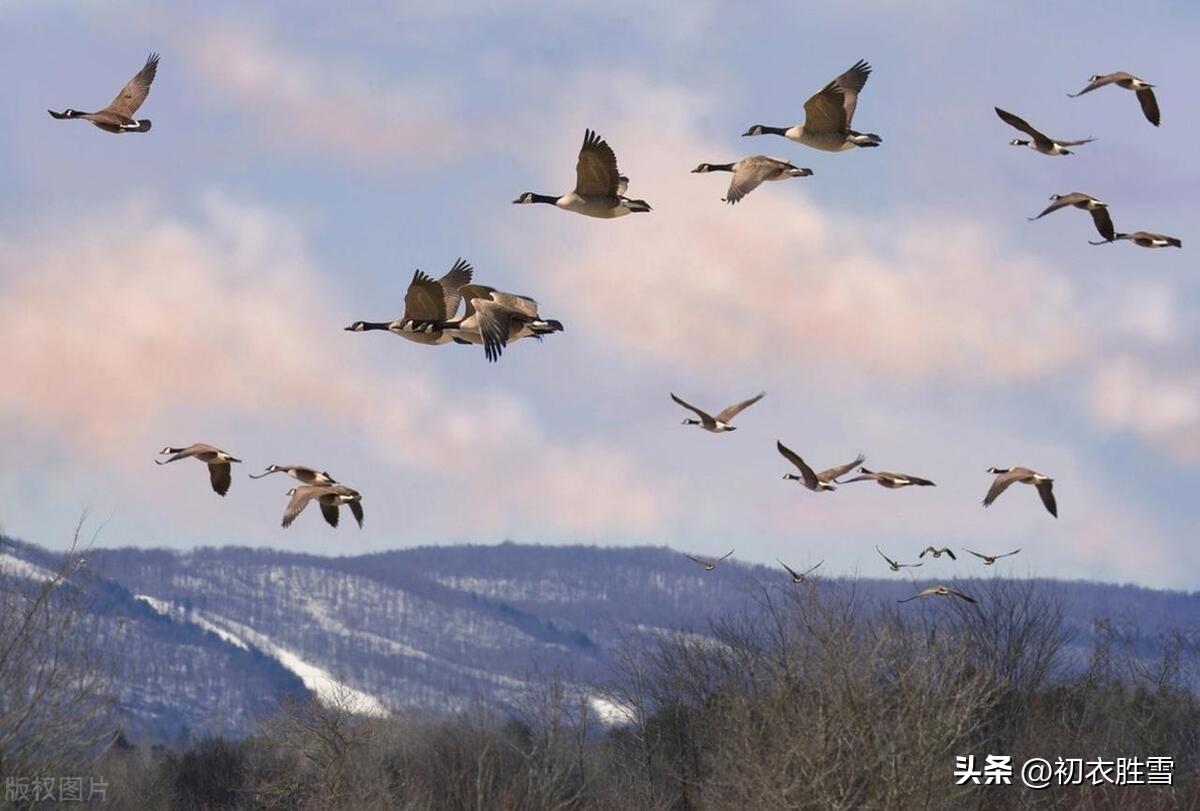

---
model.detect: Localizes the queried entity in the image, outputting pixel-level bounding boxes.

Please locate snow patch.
[590,695,634,726]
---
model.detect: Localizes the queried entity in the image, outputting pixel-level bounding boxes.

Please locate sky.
[1,1,1197,589]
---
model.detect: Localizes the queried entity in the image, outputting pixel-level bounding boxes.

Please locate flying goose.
[841,468,936,488]
[743,60,881,151]
[778,559,823,583]
[918,546,956,560]
[249,465,337,485]
[995,108,1094,156]
[345,259,474,344]
[437,284,563,362]
[965,548,1021,565]
[513,130,651,218]
[1090,231,1181,249]
[156,444,241,497]
[776,441,864,491]
[671,391,764,433]
[691,157,813,204]
[898,585,977,604]
[876,546,923,572]
[1068,72,1159,127]
[1029,193,1115,243]
[983,467,1057,517]
[49,53,159,133]
[683,550,734,571]
[282,484,364,529]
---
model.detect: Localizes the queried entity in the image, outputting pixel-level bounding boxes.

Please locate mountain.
[1,536,1197,743]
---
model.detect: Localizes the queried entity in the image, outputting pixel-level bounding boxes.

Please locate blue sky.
[1,1,1197,588]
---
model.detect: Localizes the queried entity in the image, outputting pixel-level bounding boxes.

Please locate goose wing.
[1036,480,1058,517]
[671,393,714,423]
[778,559,802,579]
[488,290,540,319]
[819,454,866,483]
[902,474,937,487]
[723,157,779,205]
[899,587,938,603]
[1029,193,1090,220]
[776,441,819,489]
[438,258,474,319]
[319,499,340,528]
[348,499,364,529]
[804,60,871,134]
[683,553,708,568]
[1067,74,1119,97]
[208,462,232,496]
[1136,87,1160,126]
[458,284,498,318]
[997,548,1021,559]
[106,53,159,118]
[575,129,620,198]
[982,471,1020,507]
[943,587,977,603]
[282,486,321,528]
[995,107,1049,144]
[716,549,735,563]
[876,546,899,568]
[1057,136,1096,147]
[1089,207,1115,242]
[473,299,516,363]
[804,561,824,576]
[964,549,989,560]
[715,391,765,423]
[404,270,449,321]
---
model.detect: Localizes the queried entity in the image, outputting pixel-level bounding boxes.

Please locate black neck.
[358,321,392,331]
[760,126,789,136]
[527,193,559,204]
[709,163,735,172]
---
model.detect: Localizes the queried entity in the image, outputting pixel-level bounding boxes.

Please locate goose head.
[48,108,83,119]
[285,487,298,497]
[681,418,700,426]
[1088,74,1102,83]
[784,164,813,177]
[782,473,800,481]
[345,321,368,331]
[987,467,1010,474]
[742,124,766,137]
[159,446,182,455]
[1009,139,1029,147]
[512,192,536,204]
[691,163,715,173]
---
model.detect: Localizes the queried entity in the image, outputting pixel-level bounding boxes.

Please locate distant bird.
[841,468,936,489]
[995,107,1094,156]
[49,53,159,133]
[1090,231,1181,249]
[249,465,337,485]
[1029,193,1115,243]
[691,157,813,204]
[877,546,924,572]
[438,285,563,362]
[778,559,823,582]
[743,60,881,151]
[683,550,734,571]
[671,391,764,433]
[898,585,977,604]
[983,467,1057,517]
[965,548,1021,565]
[345,259,473,345]
[513,129,651,218]
[777,441,864,492]
[919,546,957,560]
[282,484,364,529]
[156,444,241,497]
[1068,72,1159,127]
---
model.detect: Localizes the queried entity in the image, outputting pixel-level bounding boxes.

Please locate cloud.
[1088,356,1200,462]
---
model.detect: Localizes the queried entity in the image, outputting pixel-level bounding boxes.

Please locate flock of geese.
[46,52,1180,598]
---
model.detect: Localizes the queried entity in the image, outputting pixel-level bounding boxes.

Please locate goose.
[983,467,1057,517]
[898,585,977,604]
[918,546,956,560]
[671,391,764,433]
[778,559,823,583]
[1068,72,1159,127]
[743,60,881,151]
[513,129,651,218]
[1029,193,1115,243]
[49,53,159,133]
[691,157,813,204]
[156,444,241,496]
[876,547,923,572]
[777,441,864,491]
[841,468,936,488]
[345,258,473,344]
[282,484,364,529]
[1090,231,1181,249]
[249,465,337,485]
[995,108,1094,155]
[683,550,734,571]
[437,284,563,362]
[965,548,1021,565]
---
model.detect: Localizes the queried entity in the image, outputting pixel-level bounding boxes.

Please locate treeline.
[35,578,1194,810]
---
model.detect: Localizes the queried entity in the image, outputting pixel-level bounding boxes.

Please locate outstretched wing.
[1036,480,1058,517]
[575,129,620,198]
[876,546,898,568]
[995,107,1046,142]
[1067,75,1115,97]
[671,393,714,423]
[724,158,777,205]
[438,258,474,319]
[1089,207,1115,242]
[804,60,871,134]
[683,553,707,568]
[804,561,824,576]
[997,549,1021,559]
[1136,88,1160,126]
[777,441,819,489]
[282,488,317,528]
[819,454,866,483]
[1028,194,1085,221]
[982,472,1019,507]
[208,462,232,497]
[348,500,364,529]
[778,559,802,579]
[964,549,989,560]
[716,549,735,563]
[945,587,977,604]
[107,53,159,118]
[1057,137,1096,147]
[715,391,765,423]
[404,270,449,321]
[474,300,516,363]
[319,500,340,528]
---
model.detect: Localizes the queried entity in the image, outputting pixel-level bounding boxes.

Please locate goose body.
[691,156,813,204]
[898,585,976,604]
[437,284,563,362]
[778,559,823,582]
[346,259,473,345]
[1068,72,1159,126]
[876,546,923,572]
[1093,231,1181,249]
[743,60,881,152]
[156,443,241,496]
[282,484,364,529]
[918,546,956,560]
[965,548,1021,565]
[777,441,863,491]
[672,391,764,433]
[842,467,935,488]
[1029,193,1115,242]
[49,53,158,134]
[513,130,651,218]
[249,465,337,485]
[983,466,1057,517]
[995,107,1094,156]
[684,550,734,571]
